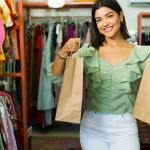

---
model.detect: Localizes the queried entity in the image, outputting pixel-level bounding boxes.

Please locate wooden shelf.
[16,1,94,9]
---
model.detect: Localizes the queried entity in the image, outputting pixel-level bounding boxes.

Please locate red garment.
[14,121,24,149]
[27,37,34,121]
[67,24,74,40]
[36,110,42,123]
[35,25,42,93]
[2,91,19,119]
[35,28,42,123]
[67,24,74,56]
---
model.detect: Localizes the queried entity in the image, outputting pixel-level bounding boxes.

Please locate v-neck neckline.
[98,45,137,68]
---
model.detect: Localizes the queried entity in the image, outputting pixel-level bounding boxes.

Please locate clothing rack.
[138,12,150,45]
[24,16,91,23]
[15,1,94,150]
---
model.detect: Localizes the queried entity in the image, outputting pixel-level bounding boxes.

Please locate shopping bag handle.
[70,39,80,58]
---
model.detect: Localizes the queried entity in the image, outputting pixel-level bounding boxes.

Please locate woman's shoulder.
[127,45,150,64]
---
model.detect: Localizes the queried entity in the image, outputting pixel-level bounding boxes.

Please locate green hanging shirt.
[47,43,150,114]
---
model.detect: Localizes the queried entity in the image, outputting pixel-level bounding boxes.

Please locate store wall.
[13,0,150,31]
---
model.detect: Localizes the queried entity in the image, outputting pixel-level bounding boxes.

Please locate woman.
[47,0,150,149]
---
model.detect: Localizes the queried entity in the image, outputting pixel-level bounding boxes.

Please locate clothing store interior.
[1,0,150,149]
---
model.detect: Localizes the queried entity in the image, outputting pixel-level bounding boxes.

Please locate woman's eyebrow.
[95,12,114,19]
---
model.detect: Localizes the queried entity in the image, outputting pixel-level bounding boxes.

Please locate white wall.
[13,0,150,31]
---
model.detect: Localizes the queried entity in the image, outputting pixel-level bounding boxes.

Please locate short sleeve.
[47,62,64,86]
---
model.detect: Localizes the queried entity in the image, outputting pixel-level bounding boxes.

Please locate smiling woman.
[91,0,131,49]
[47,0,150,150]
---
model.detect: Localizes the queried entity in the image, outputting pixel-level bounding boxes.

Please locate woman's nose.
[103,19,109,27]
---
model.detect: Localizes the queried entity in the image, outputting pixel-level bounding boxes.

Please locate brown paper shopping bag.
[132,59,150,124]
[55,40,83,124]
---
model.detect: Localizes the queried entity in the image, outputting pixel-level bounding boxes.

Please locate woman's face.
[95,7,123,38]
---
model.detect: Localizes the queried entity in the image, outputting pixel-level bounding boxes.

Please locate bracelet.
[59,51,67,59]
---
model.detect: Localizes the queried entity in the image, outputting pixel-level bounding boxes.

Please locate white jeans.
[80,110,140,150]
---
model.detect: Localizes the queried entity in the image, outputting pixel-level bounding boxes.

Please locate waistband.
[84,110,133,118]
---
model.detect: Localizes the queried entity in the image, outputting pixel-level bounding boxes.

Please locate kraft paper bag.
[55,42,83,124]
[132,59,150,124]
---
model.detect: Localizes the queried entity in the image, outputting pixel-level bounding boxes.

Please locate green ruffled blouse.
[47,43,150,114]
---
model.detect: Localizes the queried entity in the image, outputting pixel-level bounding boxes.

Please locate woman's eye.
[96,19,101,22]
[108,15,113,18]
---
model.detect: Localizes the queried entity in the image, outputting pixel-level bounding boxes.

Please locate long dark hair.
[91,0,131,50]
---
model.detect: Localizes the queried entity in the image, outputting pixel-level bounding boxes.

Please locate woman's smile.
[103,26,114,32]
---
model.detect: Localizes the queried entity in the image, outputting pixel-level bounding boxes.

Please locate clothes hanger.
[27,16,31,29]
[24,15,28,24]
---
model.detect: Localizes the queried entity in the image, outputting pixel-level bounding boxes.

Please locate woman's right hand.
[60,38,83,57]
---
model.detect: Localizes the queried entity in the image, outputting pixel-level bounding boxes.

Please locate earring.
[122,20,123,22]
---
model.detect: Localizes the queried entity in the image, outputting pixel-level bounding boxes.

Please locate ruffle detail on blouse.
[120,45,150,92]
[47,62,64,86]
[81,44,101,90]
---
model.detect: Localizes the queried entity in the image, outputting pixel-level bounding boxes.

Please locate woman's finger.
[72,43,80,47]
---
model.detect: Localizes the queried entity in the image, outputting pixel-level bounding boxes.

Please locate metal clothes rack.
[24,16,91,25]
[138,12,150,45]
[15,1,94,150]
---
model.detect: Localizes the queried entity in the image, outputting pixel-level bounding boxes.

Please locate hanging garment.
[8,29,17,63]
[31,36,37,99]
[0,126,6,150]
[0,102,12,145]
[53,25,57,48]
[67,23,74,40]
[54,44,61,107]
[3,28,10,59]
[0,91,18,130]
[37,25,55,110]
[85,27,91,43]
[0,97,17,150]
[5,0,15,25]
[0,0,11,25]
[23,21,29,104]
[0,127,4,150]
[56,23,63,48]
[0,47,5,61]
[45,109,52,126]
[30,24,37,107]
[35,25,42,94]
[67,24,74,56]
[79,24,82,39]
[6,0,16,16]
[62,27,66,47]
[42,111,46,128]
[13,21,19,60]
[75,23,79,38]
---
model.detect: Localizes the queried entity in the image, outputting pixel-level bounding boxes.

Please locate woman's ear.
[120,11,124,22]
